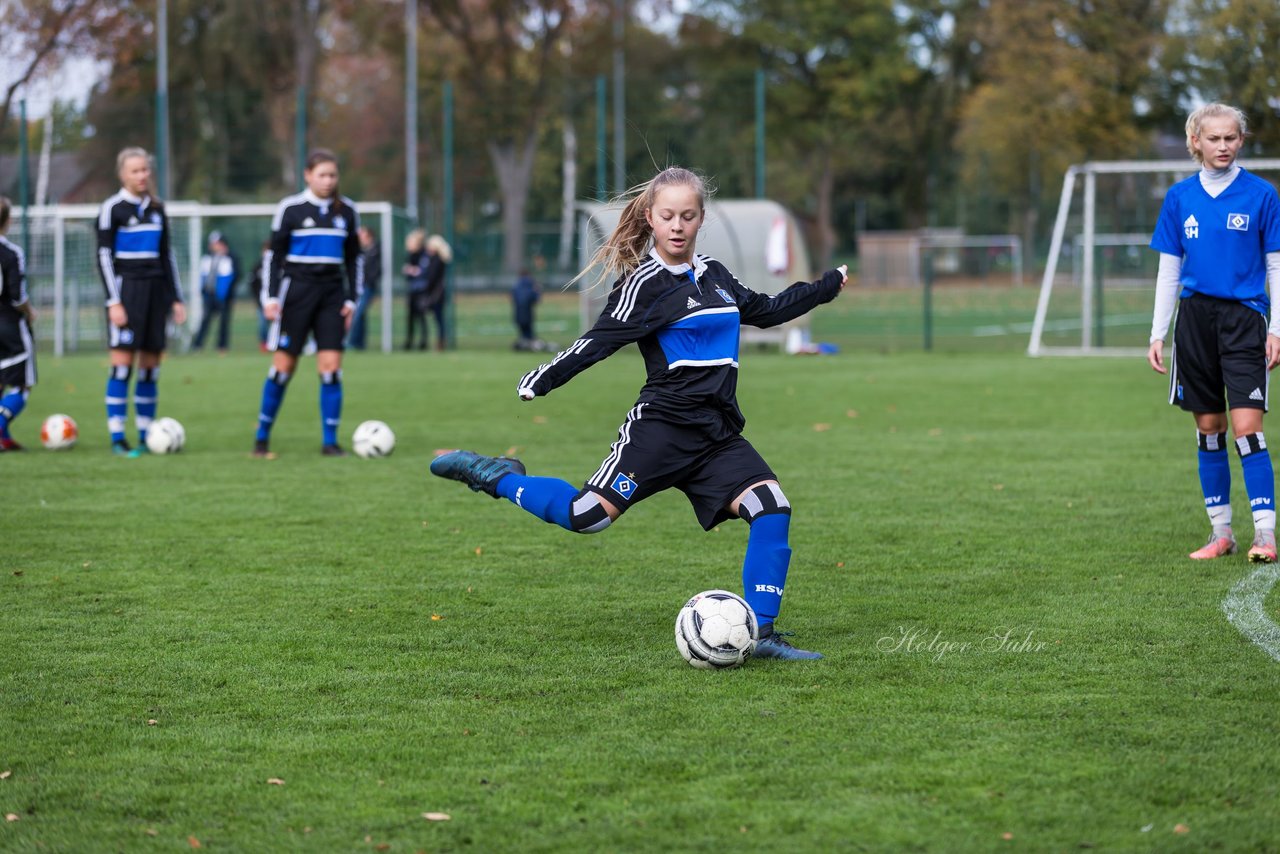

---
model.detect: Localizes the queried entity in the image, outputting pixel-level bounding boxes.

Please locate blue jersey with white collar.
[1150,167,1280,316]
[518,249,843,439]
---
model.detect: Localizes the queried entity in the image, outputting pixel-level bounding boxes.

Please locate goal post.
[1028,158,1280,357]
[13,201,405,355]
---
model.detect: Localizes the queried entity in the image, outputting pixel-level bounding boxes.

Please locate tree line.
[3,0,1278,271]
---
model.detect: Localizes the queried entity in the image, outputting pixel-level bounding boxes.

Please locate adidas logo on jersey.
[1184,214,1199,239]
[686,297,701,309]
[1250,387,1265,401]
[303,217,316,227]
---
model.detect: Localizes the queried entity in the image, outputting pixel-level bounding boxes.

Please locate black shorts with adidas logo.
[1170,293,1269,413]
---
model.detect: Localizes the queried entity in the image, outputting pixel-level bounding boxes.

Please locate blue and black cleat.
[430,450,526,498]
[753,627,823,661]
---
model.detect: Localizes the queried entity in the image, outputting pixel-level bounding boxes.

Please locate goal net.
[1027,158,1280,356]
[11,201,403,355]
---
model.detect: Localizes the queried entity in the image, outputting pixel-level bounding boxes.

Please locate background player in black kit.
[254,149,363,457]
[0,196,36,451]
[431,167,847,660]
[96,147,186,456]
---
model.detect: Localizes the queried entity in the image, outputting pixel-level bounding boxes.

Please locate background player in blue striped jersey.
[96,147,186,456]
[0,196,36,452]
[1148,103,1280,562]
[431,166,847,660]
[253,149,363,457]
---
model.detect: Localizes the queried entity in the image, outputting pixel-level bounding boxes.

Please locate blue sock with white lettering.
[320,370,342,446]
[741,513,792,625]
[495,474,576,529]
[1237,432,1275,531]
[256,368,291,442]
[135,367,158,444]
[105,366,131,444]
[0,388,27,438]
[1198,431,1232,532]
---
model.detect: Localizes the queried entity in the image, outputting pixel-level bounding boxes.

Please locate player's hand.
[1147,340,1166,374]
[518,388,535,401]
[341,301,355,331]
[263,301,281,322]
[1267,334,1280,370]
[837,264,848,288]
[108,303,127,328]
[171,302,187,326]
[20,302,35,324]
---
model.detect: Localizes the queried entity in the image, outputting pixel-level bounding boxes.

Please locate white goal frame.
[1027,158,1280,356]
[16,201,400,355]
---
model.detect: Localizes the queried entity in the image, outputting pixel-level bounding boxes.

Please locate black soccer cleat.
[321,444,348,457]
[429,450,526,498]
[111,439,133,456]
[752,625,823,661]
[252,439,276,459]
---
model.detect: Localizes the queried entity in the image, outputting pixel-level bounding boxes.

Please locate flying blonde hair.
[573,166,711,290]
[1185,103,1249,164]
[426,234,453,263]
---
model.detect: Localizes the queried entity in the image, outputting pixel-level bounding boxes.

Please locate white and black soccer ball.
[352,419,396,458]
[41,413,79,450]
[145,416,186,454]
[675,589,760,669]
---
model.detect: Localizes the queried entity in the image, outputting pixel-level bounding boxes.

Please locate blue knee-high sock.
[1237,432,1276,531]
[1198,431,1233,530]
[0,388,28,438]
[742,513,793,625]
[256,368,291,441]
[105,366,131,444]
[495,473,577,529]
[135,367,158,444]
[320,370,342,446]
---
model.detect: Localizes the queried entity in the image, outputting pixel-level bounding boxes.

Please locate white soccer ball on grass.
[40,413,79,450]
[352,420,396,458]
[675,589,760,669]
[145,417,186,454]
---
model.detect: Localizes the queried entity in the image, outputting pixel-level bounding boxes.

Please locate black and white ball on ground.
[145,417,186,454]
[675,589,760,669]
[352,420,396,458]
[40,413,78,450]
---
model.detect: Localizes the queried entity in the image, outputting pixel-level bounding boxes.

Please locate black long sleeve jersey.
[263,189,363,305]
[96,190,182,306]
[518,250,844,440]
[0,235,28,317]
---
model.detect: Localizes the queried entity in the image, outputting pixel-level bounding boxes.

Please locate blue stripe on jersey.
[287,229,346,264]
[114,225,162,257]
[657,306,740,369]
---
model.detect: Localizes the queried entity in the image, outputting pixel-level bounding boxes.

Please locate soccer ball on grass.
[145,417,186,454]
[675,589,760,669]
[41,414,78,450]
[352,420,396,458]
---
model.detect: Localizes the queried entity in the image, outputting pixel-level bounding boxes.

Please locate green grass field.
[5,342,1280,851]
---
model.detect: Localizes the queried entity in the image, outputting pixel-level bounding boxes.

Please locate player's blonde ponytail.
[571,167,710,291]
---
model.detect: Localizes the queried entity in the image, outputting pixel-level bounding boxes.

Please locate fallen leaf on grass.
[12,571,21,577]
[846,409,859,418]
[431,614,443,621]
[266,778,285,786]
[1174,824,1190,834]
[0,770,11,779]
[147,719,158,726]
[188,836,202,848]
[1001,832,1013,840]
[992,484,1004,491]
[836,561,845,568]
[422,812,451,821]
[474,547,483,556]
[376,844,391,851]
[144,828,158,836]
[5,814,19,822]
[812,423,831,432]
[532,416,547,424]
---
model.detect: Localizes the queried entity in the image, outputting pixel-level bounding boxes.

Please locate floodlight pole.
[612,0,625,194]
[405,0,419,220]
[443,81,455,349]
[18,99,29,259]
[596,76,607,202]
[156,0,172,199]
[755,69,765,198]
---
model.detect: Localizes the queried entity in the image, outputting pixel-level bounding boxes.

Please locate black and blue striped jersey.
[263,189,363,305]
[95,190,182,306]
[0,235,27,316]
[517,250,844,438]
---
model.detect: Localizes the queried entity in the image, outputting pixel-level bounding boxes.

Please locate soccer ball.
[675,589,760,669]
[352,420,396,458]
[40,413,78,450]
[145,417,186,454]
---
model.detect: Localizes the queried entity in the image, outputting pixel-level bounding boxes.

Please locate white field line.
[973,313,1150,337]
[1222,563,1280,662]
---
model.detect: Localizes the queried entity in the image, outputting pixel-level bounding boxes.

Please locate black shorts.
[0,311,36,388]
[1170,293,1269,413]
[582,404,776,530]
[109,274,171,352]
[269,275,346,356]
